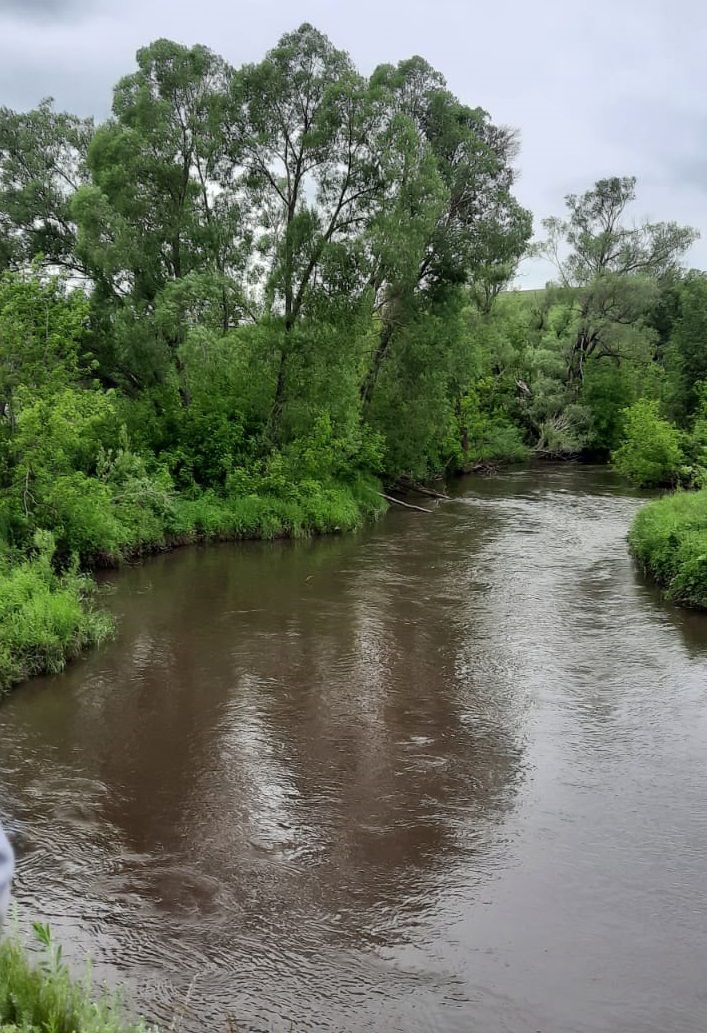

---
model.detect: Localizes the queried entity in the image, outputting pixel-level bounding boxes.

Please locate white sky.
[1,0,705,287]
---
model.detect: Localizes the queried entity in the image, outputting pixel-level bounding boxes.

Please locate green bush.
[12,387,120,478]
[612,399,684,486]
[0,532,113,692]
[0,924,153,1033]
[629,489,707,608]
[162,469,385,548]
[36,474,128,561]
[582,360,638,456]
[682,383,707,487]
[467,412,529,466]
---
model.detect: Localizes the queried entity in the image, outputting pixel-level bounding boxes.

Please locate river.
[1,465,706,1033]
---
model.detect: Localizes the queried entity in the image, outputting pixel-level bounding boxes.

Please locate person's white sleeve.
[0,821,14,919]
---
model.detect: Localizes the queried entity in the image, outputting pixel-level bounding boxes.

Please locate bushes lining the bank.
[0,926,152,1033]
[0,534,113,693]
[18,469,386,567]
[629,489,707,608]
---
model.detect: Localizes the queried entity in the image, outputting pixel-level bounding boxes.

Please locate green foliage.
[170,475,385,541]
[664,272,707,422]
[582,359,639,457]
[533,177,696,423]
[464,410,529,466]
[0,532,113,692]
[2,33,707,658]
[12,387,118,477]
[453,378,528,467]
[612,400,684,487]
[0,272,90,421]
[0,925,152,1033]
[0,101,92,271]
[630,489,707,608]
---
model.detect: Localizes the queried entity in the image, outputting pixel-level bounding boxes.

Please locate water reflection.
[1,466,706,1033]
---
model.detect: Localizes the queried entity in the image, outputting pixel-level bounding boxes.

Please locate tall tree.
[536,177,698,383]
[0,100,93,273]
[360,58,531,405]
[227,24,382,430]
[72,39,243,389]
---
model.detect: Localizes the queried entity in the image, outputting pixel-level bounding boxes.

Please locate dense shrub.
[629,489,707,608]
[612,400,684,486]
[582,360,637,457]
[0,533,113,692]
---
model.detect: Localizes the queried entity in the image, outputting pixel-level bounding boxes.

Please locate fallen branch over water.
[398,480,451,500]
[379,493,433,513]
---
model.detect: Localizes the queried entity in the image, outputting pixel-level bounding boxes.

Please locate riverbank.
[0,477,386,694]
[0,535,112,692]
[629,488,707,608]
[0,928,152,1033]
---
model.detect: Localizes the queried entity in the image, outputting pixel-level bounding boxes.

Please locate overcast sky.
[0,0,705,286]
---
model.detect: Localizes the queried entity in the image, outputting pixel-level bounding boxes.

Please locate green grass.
[167,475,386,544]
[0,925,153,1033]
[629,488,707,608]
[0,534,114,694]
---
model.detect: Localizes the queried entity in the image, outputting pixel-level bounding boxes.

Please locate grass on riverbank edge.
[0,478,388,694]
[0,534,114,694]
[629,488,707,609]
[0,925,153,1033]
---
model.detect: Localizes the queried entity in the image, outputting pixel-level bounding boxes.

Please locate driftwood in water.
[399,480,451,501]
[378,493,433,514]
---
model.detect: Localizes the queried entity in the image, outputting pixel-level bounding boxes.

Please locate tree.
[72,39,243,391]
[666,272,707,422]
[360,59,531,406]
[0,100,93,273]
[0,270,89,431]
[227,24,382,431]
[536,177,697,384]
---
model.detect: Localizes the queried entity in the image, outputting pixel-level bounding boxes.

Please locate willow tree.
[537,176,698,384]
[0,100,93,272]
[226,24,383,432]
[72,39,244,389]
[228,26,530,444]
[360,58,531,407]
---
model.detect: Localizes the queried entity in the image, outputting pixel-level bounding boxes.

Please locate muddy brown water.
[1,466,707,1033]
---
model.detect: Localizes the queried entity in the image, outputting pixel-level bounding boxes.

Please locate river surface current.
[1,466,707,1032]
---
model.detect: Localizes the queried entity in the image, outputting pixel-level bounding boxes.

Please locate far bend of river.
[2,465,707,1033]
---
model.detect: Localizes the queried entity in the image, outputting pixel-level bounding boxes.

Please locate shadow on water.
[0,508,525,1031]
[1,464,706,1032]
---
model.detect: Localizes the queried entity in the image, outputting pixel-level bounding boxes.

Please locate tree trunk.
[270,348,287,436]
[455,396,469,455]
[361,322,395,407]
[174,350,191,408]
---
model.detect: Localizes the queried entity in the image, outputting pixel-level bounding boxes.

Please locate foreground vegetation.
[629,490,707,608]
[0,21,706,692]
[0,926,152,1033]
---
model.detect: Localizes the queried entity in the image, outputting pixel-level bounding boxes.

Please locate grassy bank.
[0,534,113,693]
[0,926,152,1033]
[0,476,387,695]
[629,489,707,608]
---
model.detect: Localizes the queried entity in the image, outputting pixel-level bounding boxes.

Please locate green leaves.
[0,100,93,272]
[540,177,698,287]
[0,271,90,424]
[612,399,685,486]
